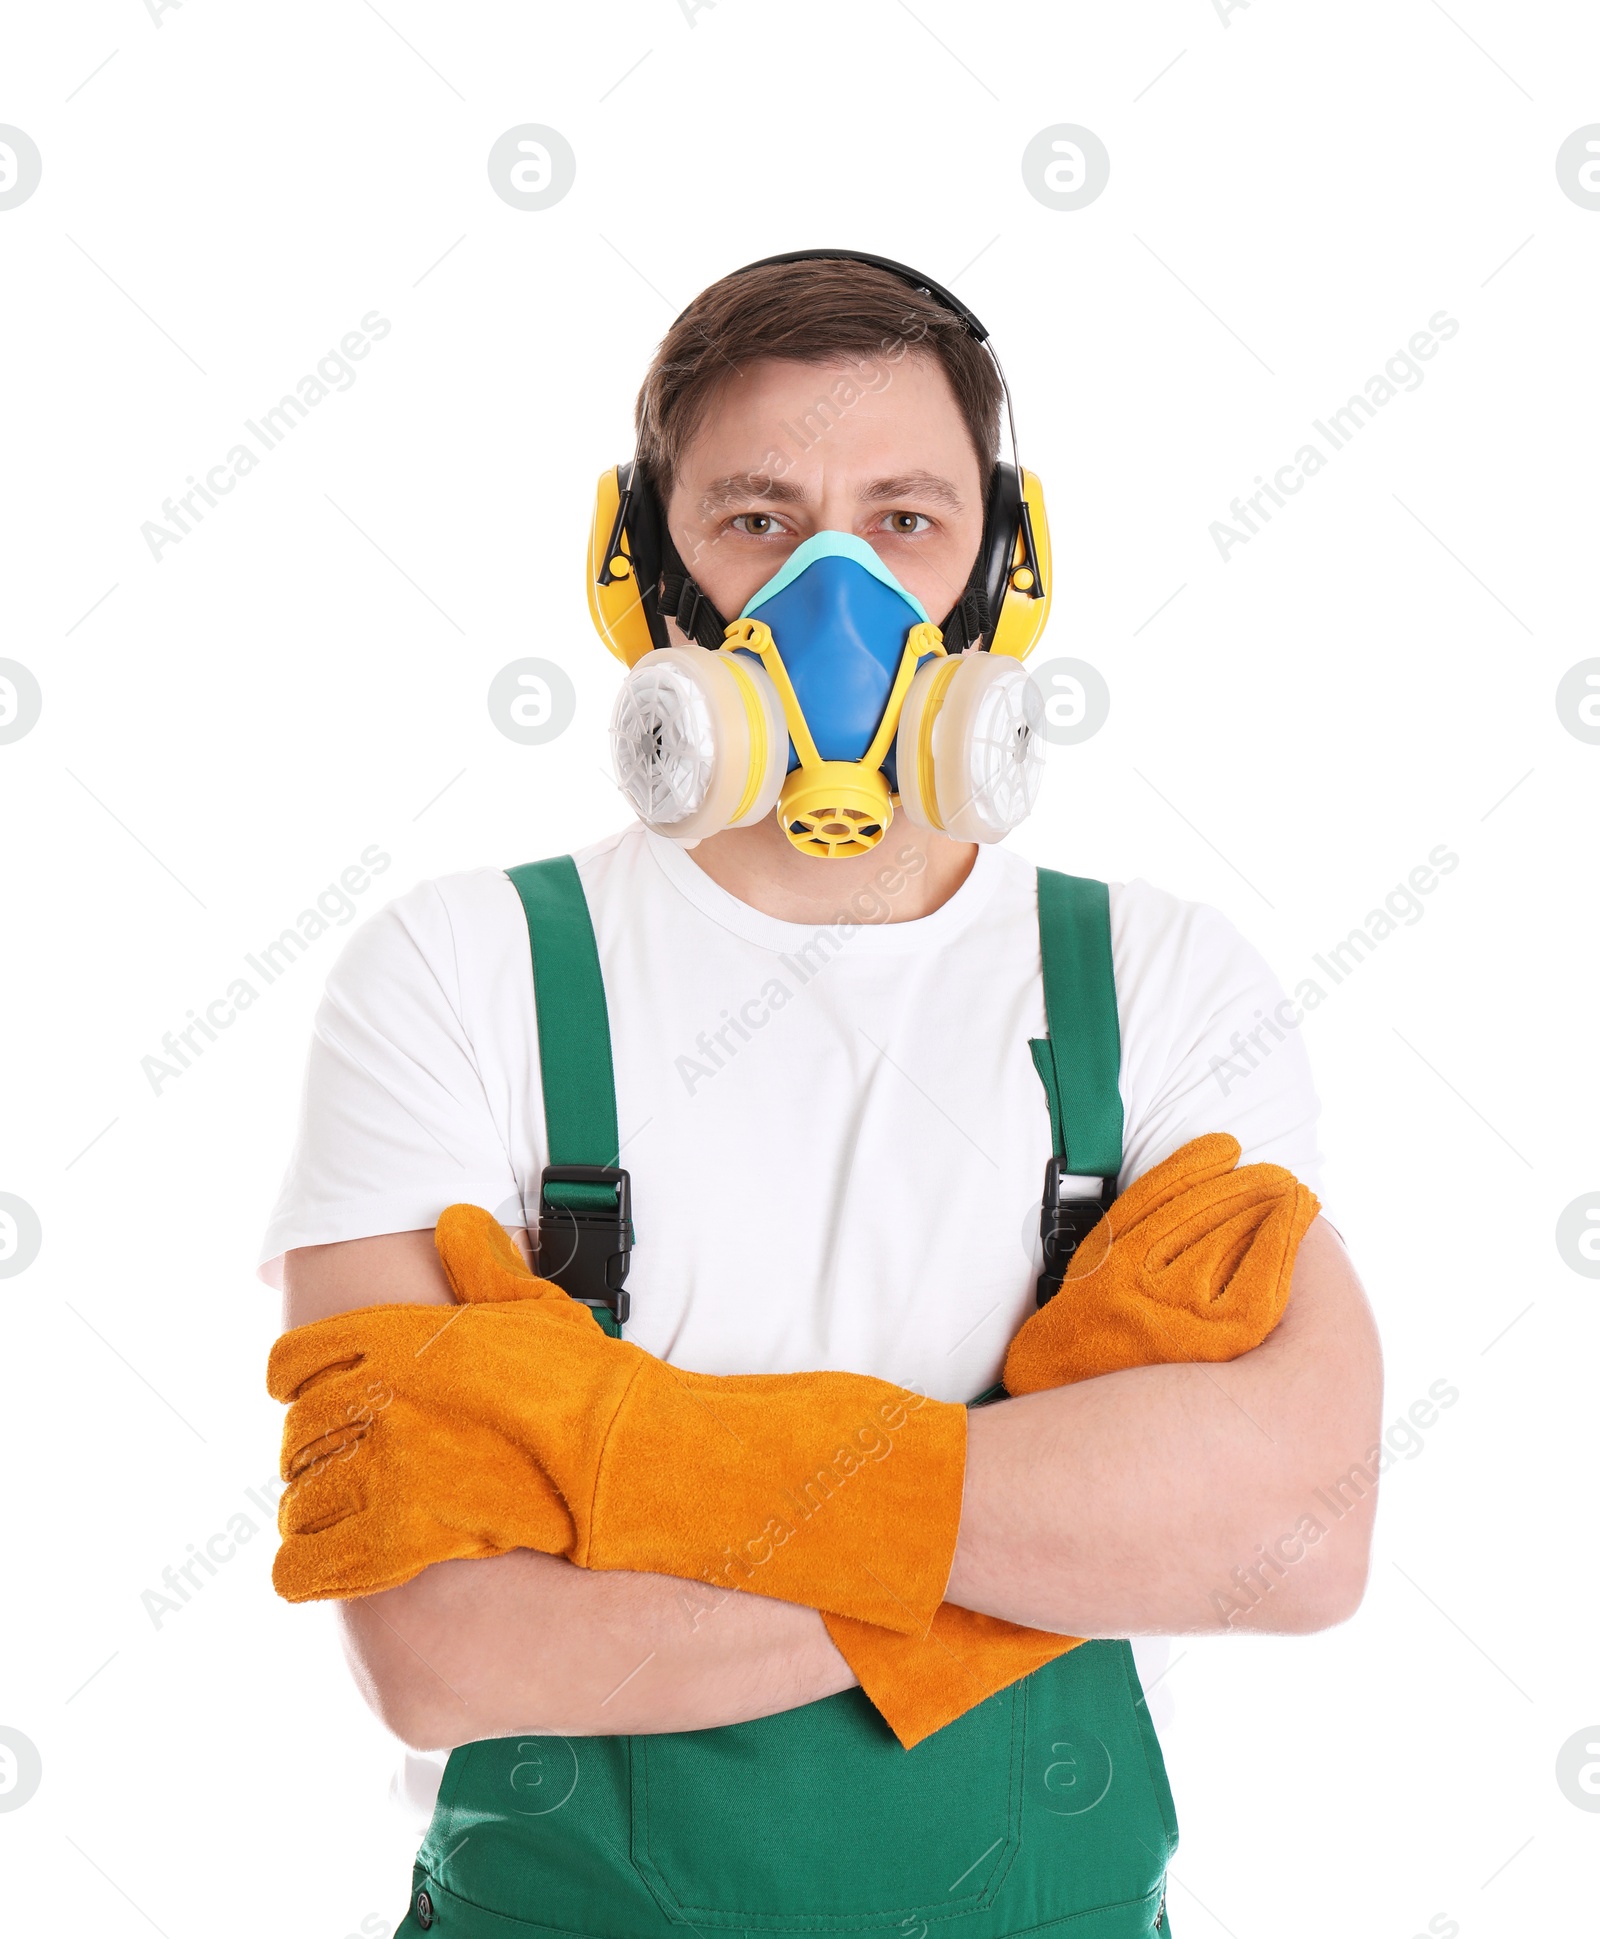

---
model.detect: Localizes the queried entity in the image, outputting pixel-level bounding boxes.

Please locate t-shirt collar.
[640,825,1007,955]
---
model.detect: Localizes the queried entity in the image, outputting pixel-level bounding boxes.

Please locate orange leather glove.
[268,1207,967,1634]
[823,1132,1320,1747]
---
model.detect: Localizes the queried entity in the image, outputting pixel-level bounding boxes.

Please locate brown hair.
[634,258,1003,497]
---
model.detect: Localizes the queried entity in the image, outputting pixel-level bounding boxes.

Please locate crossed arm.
[282,1216,1382,1752]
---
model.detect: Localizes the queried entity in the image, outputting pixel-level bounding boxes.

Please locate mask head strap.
[656,520,733,652]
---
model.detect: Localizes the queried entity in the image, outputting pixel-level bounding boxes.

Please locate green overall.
[396,861,1178,1939]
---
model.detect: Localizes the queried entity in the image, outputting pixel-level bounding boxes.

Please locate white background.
[2,2,1597,1934]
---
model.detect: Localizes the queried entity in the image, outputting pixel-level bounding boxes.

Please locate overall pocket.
[1003,1641,1179,1934]
[629,1683,1025,1930]
[410,1732,666,1938]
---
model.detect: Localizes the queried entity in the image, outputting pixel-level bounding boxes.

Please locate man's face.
[663,352,987,637]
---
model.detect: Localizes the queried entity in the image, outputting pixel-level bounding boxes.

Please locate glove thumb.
[434,1203,568,1307]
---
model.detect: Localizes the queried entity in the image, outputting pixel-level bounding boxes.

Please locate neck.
[685,816,978,926]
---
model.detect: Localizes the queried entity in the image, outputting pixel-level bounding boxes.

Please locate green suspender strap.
[1029,868,1125,1308]
[400,858,1177,1939]
[1031,869,1123,1177]
[505,856,634,1338]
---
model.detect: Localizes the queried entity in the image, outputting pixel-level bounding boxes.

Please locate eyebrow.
[697,474,810,511]
[694,468,966,514]
[857,471,966,512]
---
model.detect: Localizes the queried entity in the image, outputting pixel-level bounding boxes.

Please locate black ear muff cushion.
[941,462,1021,649]
[981,463,1023,637]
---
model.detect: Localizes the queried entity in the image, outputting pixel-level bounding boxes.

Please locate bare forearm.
[945,1218,1384,1636]
[285,1230,854,1750]
[342,1547,855,1751]
[946,1367,1365,1634]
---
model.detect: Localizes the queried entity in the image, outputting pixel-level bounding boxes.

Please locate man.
[261,253,1381,1937]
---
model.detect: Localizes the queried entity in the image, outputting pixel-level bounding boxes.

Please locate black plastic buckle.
[1036,1158,1116,1308]
[536,1165,633,1324]
[663,572,730,651]
[669,574,706,638]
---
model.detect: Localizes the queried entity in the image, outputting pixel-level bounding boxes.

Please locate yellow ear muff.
[986,468,1052,662]
[587,466,657,668]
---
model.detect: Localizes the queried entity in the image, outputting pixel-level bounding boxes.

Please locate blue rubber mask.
[726,532,945,856]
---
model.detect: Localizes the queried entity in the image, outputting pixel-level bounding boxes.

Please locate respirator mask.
[609,531,1044,857]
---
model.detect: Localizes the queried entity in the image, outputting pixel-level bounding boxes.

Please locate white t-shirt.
[260,821,1329,1401]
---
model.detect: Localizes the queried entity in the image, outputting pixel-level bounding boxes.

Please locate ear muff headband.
[587,251,1049,663]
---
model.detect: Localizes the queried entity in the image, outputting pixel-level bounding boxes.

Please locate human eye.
[877,511,933,536]
[729,511,792,537]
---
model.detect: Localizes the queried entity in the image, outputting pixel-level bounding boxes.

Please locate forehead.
[675,352,979,485]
